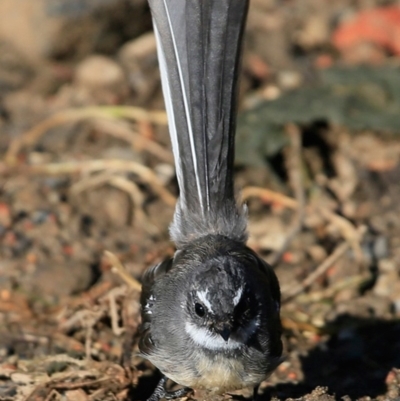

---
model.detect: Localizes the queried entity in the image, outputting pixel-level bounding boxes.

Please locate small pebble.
[378,258,396,273]
[307,244,327,263]
[74,55,128,103]
[373,235,389,260]
[31,210,50,224]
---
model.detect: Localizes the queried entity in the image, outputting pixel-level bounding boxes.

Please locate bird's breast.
[165,352,264,394]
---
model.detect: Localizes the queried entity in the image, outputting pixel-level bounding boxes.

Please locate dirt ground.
[1,1,400,401]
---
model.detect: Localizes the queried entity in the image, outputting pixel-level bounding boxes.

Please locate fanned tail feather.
[149,0,249,247]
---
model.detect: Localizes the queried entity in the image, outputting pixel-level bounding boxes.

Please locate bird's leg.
[147,375,192,401]
[253,385,260,401]
[164,386,192,400]
[146,376,168,401]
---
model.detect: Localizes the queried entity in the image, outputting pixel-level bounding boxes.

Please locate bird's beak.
[217,325,231,342]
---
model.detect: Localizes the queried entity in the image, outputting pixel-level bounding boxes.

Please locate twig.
[108,175,159,234]
[60,309,105,333]
[104,251,142,292]
[44,354,87,367]
[318,207,364,263]
[24,385,46,401]
[121,324,138,374]
[108,175,146,226]
[92,118,173,163]
[5,106,168,164]
[296,273,371,303]
[98,285,128,302]
[10,332,49,345]
[61,308,105,360]
[51,333,85,353]
[241,186,298,210]
[70,172,159,234]
[108,290,125,337]
[67,281,113,309]
[268,123,305,266]
[14,159,176,207]
[282,225,367,302]
[281,316,321,334]
[121,293,141,372]
[70,171,116,194]
[87,388,108,401]
[43,389,60,401]
[50,377,112,390]
[85,324,93,361]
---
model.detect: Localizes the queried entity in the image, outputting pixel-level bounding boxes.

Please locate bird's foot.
[147,376,192,401]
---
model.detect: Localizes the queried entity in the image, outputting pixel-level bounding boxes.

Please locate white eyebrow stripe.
[196,290,213,313]
[185,322,242,350]
[233,286,244,306]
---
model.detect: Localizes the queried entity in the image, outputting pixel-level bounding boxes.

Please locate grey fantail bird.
[138,1,283,400]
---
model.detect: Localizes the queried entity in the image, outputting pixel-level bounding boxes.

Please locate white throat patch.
[185,322,242,350]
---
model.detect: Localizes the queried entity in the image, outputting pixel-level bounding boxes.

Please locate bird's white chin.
[185,322,243,350]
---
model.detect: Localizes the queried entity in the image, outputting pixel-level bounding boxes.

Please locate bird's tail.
[149,0,249,248]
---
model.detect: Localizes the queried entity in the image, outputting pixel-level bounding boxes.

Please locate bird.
[138,1,283,400]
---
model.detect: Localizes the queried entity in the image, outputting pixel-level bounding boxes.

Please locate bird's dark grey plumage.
[139,1,283,400]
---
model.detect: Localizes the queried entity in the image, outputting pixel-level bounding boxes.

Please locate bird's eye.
[194,302,205,317]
